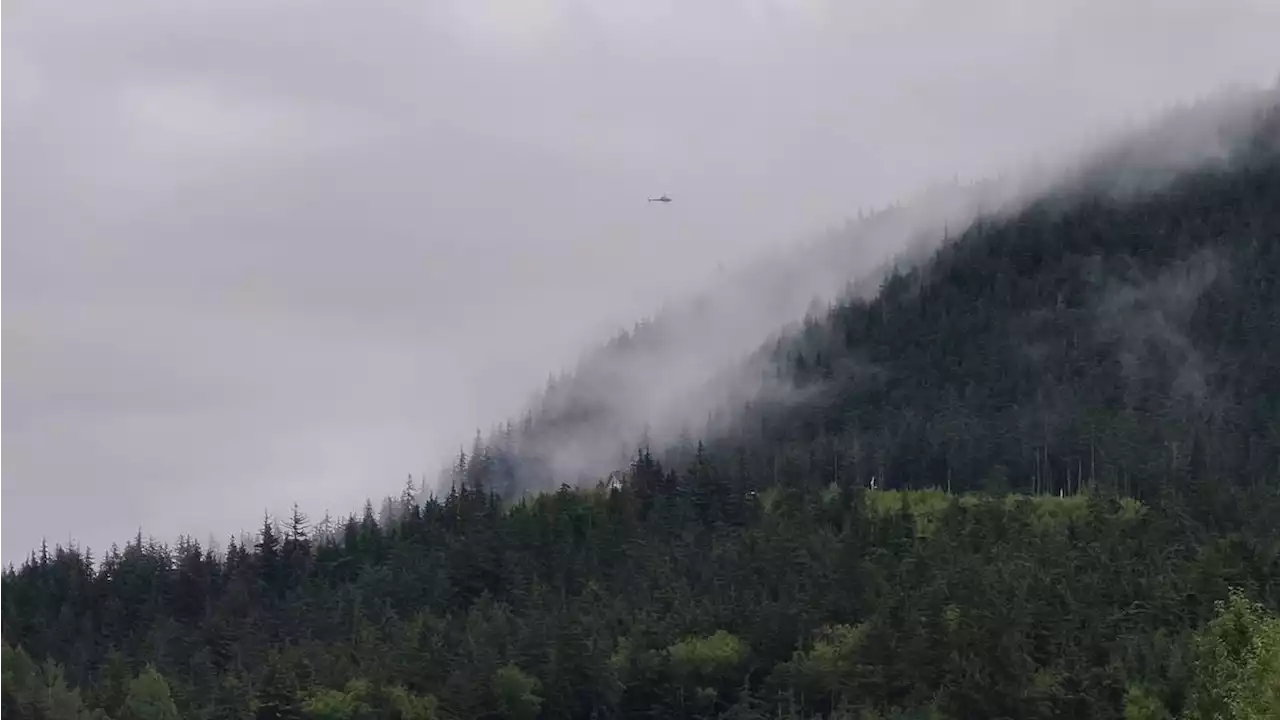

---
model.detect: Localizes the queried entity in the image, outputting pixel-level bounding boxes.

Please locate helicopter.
[647,194,672,203]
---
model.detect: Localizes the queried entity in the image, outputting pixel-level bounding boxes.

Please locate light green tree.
[772,624,868,711]
[1123,683,1172,720]
[122,665,179,720]
[1,643,107,720]
[667,629,749,683]
[384,684,439,720]
[667,629,750,711]
[301,679,374,720]
[491,665,541,720]
[1181,587,1280,720]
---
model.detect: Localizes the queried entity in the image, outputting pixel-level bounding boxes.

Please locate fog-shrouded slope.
[7,86,1280,720]
[454,81,1280,504]
[459,173,1077,498]
[706,87,1280,507]
[464,182,1029,499]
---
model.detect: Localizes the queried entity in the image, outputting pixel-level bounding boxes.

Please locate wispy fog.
[4,0,1278,562]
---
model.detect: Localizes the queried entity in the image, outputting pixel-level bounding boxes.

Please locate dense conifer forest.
[5,92,1280,719]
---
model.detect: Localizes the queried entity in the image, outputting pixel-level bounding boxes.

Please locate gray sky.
[4,0,1279,563]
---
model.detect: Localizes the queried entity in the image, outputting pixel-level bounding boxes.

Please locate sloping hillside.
[5,88,1280,719]
[467,84,1280,508]
[726,118,1280,504]
[460,175,1036,499]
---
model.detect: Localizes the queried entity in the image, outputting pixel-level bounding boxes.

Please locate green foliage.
[6,418,1280,720]
[1125,684,1172,720]
[2,643,100,720]
[491,665,542,720]
[297,678,436,720]
[300,679,373,720]
[1181,588,1280,719]
[122,666,179,720]
[772,623,868,708]
[384,685,439,720]
[668,630,748,682]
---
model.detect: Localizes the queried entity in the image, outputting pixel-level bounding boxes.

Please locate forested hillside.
[8,485,1280,719]
[465,174,1033,500]
[722,119,1280,505]
[464,84,1280,504]
[5,90,1280,719]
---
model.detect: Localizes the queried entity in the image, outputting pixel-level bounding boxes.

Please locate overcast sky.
[4,0,1279,563]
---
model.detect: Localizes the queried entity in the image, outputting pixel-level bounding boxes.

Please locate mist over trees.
[465,83,1280,505]
[5,87,1280,718]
